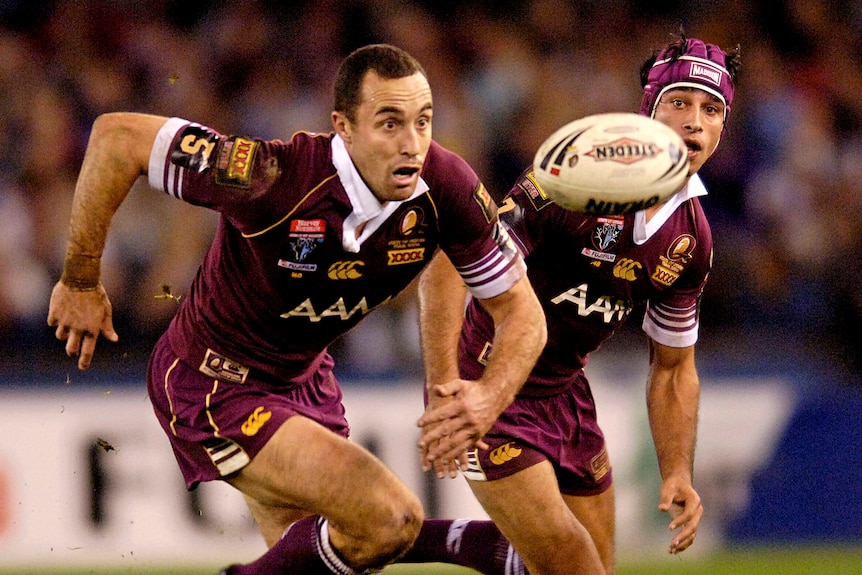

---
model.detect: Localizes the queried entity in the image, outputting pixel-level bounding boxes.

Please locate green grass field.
[3,546,862,575]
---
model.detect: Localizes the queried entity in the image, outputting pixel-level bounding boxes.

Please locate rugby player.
[418,34,741,575]
[48,44,549,575]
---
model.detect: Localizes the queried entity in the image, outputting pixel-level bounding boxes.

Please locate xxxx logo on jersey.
[241,406,272,437]
[489,442,522,465]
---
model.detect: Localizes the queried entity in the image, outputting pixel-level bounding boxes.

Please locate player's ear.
[332,111,352,144]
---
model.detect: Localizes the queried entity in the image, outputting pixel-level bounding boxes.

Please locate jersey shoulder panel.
[150,120,338,234]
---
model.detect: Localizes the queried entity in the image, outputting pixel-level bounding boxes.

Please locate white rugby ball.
[532,112,689,215]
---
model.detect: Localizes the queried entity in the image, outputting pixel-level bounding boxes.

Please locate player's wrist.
[60,253,101,291]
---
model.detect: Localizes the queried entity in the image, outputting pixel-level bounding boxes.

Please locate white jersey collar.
[331,134,429,253]
[633,174,707,245]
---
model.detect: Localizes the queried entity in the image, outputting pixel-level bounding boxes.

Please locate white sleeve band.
[148,117,190,196]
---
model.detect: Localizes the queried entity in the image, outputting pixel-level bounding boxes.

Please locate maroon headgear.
[640,38,735,124]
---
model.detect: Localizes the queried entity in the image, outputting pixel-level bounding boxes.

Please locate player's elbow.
[89,112,166,175]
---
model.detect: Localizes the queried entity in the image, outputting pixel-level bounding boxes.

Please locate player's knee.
[373,491,424,561]
[332,488,423,569]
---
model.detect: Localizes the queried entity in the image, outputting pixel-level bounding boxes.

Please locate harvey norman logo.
[689,62,722,86]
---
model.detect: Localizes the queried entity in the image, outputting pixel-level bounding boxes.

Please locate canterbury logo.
[489,442,522,465]
[613,258,642,281]
[327,261,364,280]
[241,406,272,436]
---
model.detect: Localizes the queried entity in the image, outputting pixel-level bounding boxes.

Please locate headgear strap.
[640,39,734,124]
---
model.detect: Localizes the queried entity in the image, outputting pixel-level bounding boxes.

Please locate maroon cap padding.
[640,39,734,123]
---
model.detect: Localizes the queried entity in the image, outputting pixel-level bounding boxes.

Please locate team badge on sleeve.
[216,136,259,187]
[472,183,497,223]
[519,172,554,211]
[171,125,219,173]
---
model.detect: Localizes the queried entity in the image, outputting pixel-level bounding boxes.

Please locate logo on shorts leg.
[199,349,250,384]
[590,446,610,481]
[241,406,272,436]
[489,442,522,465]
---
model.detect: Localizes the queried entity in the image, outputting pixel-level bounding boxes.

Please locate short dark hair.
[333,44,428,123]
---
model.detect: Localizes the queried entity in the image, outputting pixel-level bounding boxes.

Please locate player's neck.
[644,204,662,223]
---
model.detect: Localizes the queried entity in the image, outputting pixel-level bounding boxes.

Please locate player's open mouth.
[393,166,420,185]
[684,140,702,156]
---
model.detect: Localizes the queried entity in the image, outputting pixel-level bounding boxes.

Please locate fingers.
[77,333,98,370]
[425,430,479,468]
[434,458,460,479]
[63,330,96,371]
[660,494,703,554]
[48,284,118,370]
[101,321,119,343]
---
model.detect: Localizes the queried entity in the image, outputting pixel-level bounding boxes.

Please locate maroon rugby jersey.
[459,169,713,394]
[147,118,524,385]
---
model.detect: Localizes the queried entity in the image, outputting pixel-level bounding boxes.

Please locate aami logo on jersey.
[550,282,632,324]
[280,295,392,322]
[387,248,425,266]
[585,137,661,165]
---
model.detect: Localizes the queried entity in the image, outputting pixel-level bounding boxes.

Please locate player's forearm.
[418,251,468,388]
[478,276,547,412]
[62,113,164,286]
[646,363,700,481]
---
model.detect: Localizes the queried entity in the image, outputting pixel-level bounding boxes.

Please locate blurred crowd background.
[1,0,861,387]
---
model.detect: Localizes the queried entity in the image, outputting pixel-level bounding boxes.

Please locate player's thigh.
[227,415,422,537]
[564,484,616,574]
[467,460,603,573]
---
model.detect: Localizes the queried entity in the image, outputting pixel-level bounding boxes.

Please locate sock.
[397,519,527,575]
[223,515,362,575]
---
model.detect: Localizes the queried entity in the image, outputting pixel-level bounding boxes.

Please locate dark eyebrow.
[374,102,433,118]
[375,106,404,117]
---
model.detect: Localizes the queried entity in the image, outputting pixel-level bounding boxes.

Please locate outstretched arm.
[646,339,703,554]
[47,112,169,369]
[417,250,546,473]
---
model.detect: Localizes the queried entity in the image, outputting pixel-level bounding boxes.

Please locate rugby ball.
[532,112,689,215]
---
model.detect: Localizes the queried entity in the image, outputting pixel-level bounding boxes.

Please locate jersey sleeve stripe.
[148,117,192,200]
[456,251,525,300]
[643,302,699,347]
[456,248,506,280]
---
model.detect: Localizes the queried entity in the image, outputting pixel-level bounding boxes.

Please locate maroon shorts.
[146,335,349,490]
[460,371,612,496]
